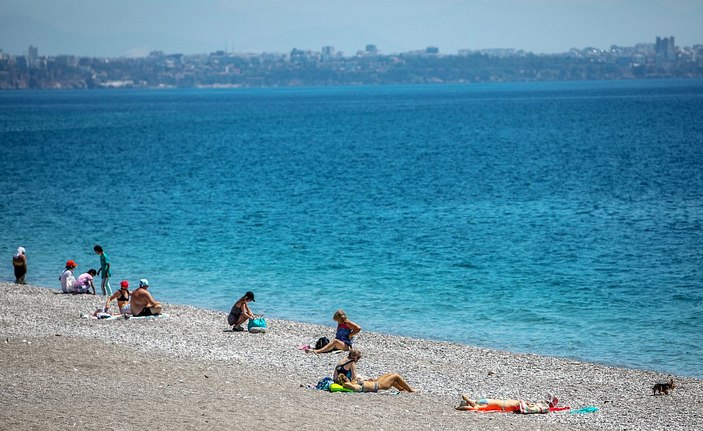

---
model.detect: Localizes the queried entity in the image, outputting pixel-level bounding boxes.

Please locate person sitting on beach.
[307,309,361,354]
[73,269,97,294]
[333,349,414,393]
[227,291,255,331]
[129,279,162,317]
[455,394,559,412]
[59,260,77,293]
[12,246,27,284]
[104,280,131,315]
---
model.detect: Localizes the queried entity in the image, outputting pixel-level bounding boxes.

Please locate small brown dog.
[652,377,675,395]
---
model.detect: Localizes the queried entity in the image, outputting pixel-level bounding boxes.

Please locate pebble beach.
[1,282,701,431]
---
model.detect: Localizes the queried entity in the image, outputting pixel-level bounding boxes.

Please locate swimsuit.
[335,359,355,383]
[13,257,26,279]
[335,322,353,347]
[358,381,379,393]
[117,290,130,302]
[134,307,156,317]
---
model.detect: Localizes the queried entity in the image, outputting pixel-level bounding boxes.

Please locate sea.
[1,80,702,378]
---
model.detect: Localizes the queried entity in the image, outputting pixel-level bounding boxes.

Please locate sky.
[1,0,702,57]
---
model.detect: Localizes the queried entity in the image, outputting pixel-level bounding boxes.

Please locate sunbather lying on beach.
[227,291,255,331]
[455,394,559,412]
[333,349,414,393]
[307,309,360,354]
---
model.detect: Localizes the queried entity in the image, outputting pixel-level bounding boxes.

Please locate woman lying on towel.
[333,349,415,393]
[456,394,560,412]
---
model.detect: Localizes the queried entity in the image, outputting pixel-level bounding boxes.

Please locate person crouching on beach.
[228,291,255,331]
[307,309,361,354]
[73,269,97,294]
[59,260,77,293]
[130,279,162,317]
[12,246,27,284]
[104,280,132,315]
[334,349,414,393]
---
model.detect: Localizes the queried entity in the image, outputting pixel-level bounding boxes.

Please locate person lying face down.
[333,349,415,393]
[455,394,559,412]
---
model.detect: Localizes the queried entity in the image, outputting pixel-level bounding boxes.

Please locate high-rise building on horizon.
[27,45,38,67]
[655,36,675,61]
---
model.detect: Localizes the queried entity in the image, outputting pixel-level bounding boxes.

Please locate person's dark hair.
[238,291,255,303]
[93,244,103,252]
[87,269,97,276]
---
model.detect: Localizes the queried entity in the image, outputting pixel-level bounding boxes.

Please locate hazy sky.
[1,0,702,57]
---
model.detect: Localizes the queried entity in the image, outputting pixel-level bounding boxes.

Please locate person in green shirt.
[93,244,112,296]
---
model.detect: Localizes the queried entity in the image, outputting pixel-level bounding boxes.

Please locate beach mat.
[82,313,169,320]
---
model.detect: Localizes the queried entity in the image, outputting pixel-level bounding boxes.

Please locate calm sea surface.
[1,80,702,377]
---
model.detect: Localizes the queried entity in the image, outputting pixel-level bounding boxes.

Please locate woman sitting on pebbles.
[104,280,132,315]
[333,349,415,393]
[307,309,361,354]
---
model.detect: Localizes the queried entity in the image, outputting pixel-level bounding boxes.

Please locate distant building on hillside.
[656,36,676,61]
[321,46,335,62]
[27,45,38,67]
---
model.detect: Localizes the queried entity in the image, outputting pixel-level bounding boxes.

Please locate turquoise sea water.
[1,80,702,377]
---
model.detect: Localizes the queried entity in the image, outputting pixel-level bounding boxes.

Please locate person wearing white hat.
[12,246,27,284]
[129,278,163,317]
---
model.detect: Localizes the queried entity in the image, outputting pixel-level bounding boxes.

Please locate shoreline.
[1,282,701,430]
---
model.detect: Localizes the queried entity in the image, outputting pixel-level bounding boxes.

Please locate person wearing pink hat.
[59,260,77,293]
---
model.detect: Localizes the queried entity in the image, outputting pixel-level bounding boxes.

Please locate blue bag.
[248,315,267,333]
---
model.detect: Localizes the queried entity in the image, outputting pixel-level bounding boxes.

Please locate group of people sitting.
[55,259,161,318]
[101,278,163,318]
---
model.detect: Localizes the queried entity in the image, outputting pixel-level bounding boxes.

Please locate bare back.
[130,287,156,315]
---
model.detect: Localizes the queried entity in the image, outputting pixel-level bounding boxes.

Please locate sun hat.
[139,279,149,287]
[66,260,77,268]
[120,280,129,288]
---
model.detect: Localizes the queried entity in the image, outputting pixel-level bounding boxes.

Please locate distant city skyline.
[1,0,702,57]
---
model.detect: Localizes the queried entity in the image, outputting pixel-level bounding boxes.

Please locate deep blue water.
[1,80,702,378]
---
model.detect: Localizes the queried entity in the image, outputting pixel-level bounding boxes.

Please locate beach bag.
[316,377,333,391]
[315,337,330,350]
[248,315,267,333]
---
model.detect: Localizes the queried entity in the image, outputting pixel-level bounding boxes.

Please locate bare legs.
[374,373,414,392]
[342,374,415,392]
[309,339,348,354]
[233,313,249,328]
[456,395,521,411]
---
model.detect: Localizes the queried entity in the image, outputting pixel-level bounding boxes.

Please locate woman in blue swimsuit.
[308,309,361,354]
